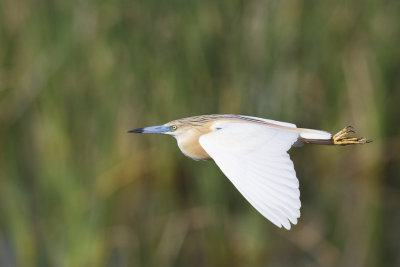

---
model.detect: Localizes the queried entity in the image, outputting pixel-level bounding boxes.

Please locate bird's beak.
[128,125,170,134]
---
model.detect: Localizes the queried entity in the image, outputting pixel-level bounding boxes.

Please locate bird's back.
[172,114,297,161]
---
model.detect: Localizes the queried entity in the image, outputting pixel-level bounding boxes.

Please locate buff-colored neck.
[175,127,212,160]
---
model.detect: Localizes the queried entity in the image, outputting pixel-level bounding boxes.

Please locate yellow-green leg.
[332,126,371,145]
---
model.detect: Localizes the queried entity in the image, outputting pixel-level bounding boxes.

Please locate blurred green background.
[1,0,399,266]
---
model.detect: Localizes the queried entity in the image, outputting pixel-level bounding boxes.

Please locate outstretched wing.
[199,122,300,230]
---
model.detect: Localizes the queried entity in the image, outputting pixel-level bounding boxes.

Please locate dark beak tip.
[127,128,143,133]
[127,125,169,134]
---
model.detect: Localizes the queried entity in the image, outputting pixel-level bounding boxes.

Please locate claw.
[357,138,372,144]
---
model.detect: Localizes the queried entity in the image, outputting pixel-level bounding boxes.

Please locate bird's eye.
[171,125,178,131]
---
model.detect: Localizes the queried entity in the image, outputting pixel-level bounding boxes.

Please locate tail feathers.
[297,128,332,140]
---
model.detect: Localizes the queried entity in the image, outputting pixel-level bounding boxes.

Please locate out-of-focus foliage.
[0,0,399,266]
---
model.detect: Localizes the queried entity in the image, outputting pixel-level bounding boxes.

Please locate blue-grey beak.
[128,125,170,134]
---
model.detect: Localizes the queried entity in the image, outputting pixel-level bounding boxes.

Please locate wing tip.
[271,211,300,230]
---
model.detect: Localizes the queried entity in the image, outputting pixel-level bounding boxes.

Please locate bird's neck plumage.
[175,128,211,161]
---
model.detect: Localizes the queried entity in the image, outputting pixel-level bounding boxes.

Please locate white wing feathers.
[199,122,300,230]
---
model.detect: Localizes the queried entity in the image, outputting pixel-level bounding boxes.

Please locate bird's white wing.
[199,122,300,230]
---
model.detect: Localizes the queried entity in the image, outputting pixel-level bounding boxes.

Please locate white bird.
[128,114,370,230]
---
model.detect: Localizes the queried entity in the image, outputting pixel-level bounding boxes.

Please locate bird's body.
[164,114,334,160]
[129,114,370,229]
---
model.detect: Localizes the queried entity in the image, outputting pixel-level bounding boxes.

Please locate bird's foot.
[332,126,372,145]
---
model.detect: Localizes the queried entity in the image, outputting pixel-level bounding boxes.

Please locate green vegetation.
[1,0,399,266]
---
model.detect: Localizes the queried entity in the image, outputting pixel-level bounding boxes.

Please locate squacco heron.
[129,114,371,230]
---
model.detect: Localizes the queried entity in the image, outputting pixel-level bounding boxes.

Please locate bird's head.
[128,116,213,160]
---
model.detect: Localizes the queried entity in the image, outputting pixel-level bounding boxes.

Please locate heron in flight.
[128,114,370,230]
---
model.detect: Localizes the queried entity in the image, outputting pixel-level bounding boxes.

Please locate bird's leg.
[332,126,354,140]
[332,126,371,145]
